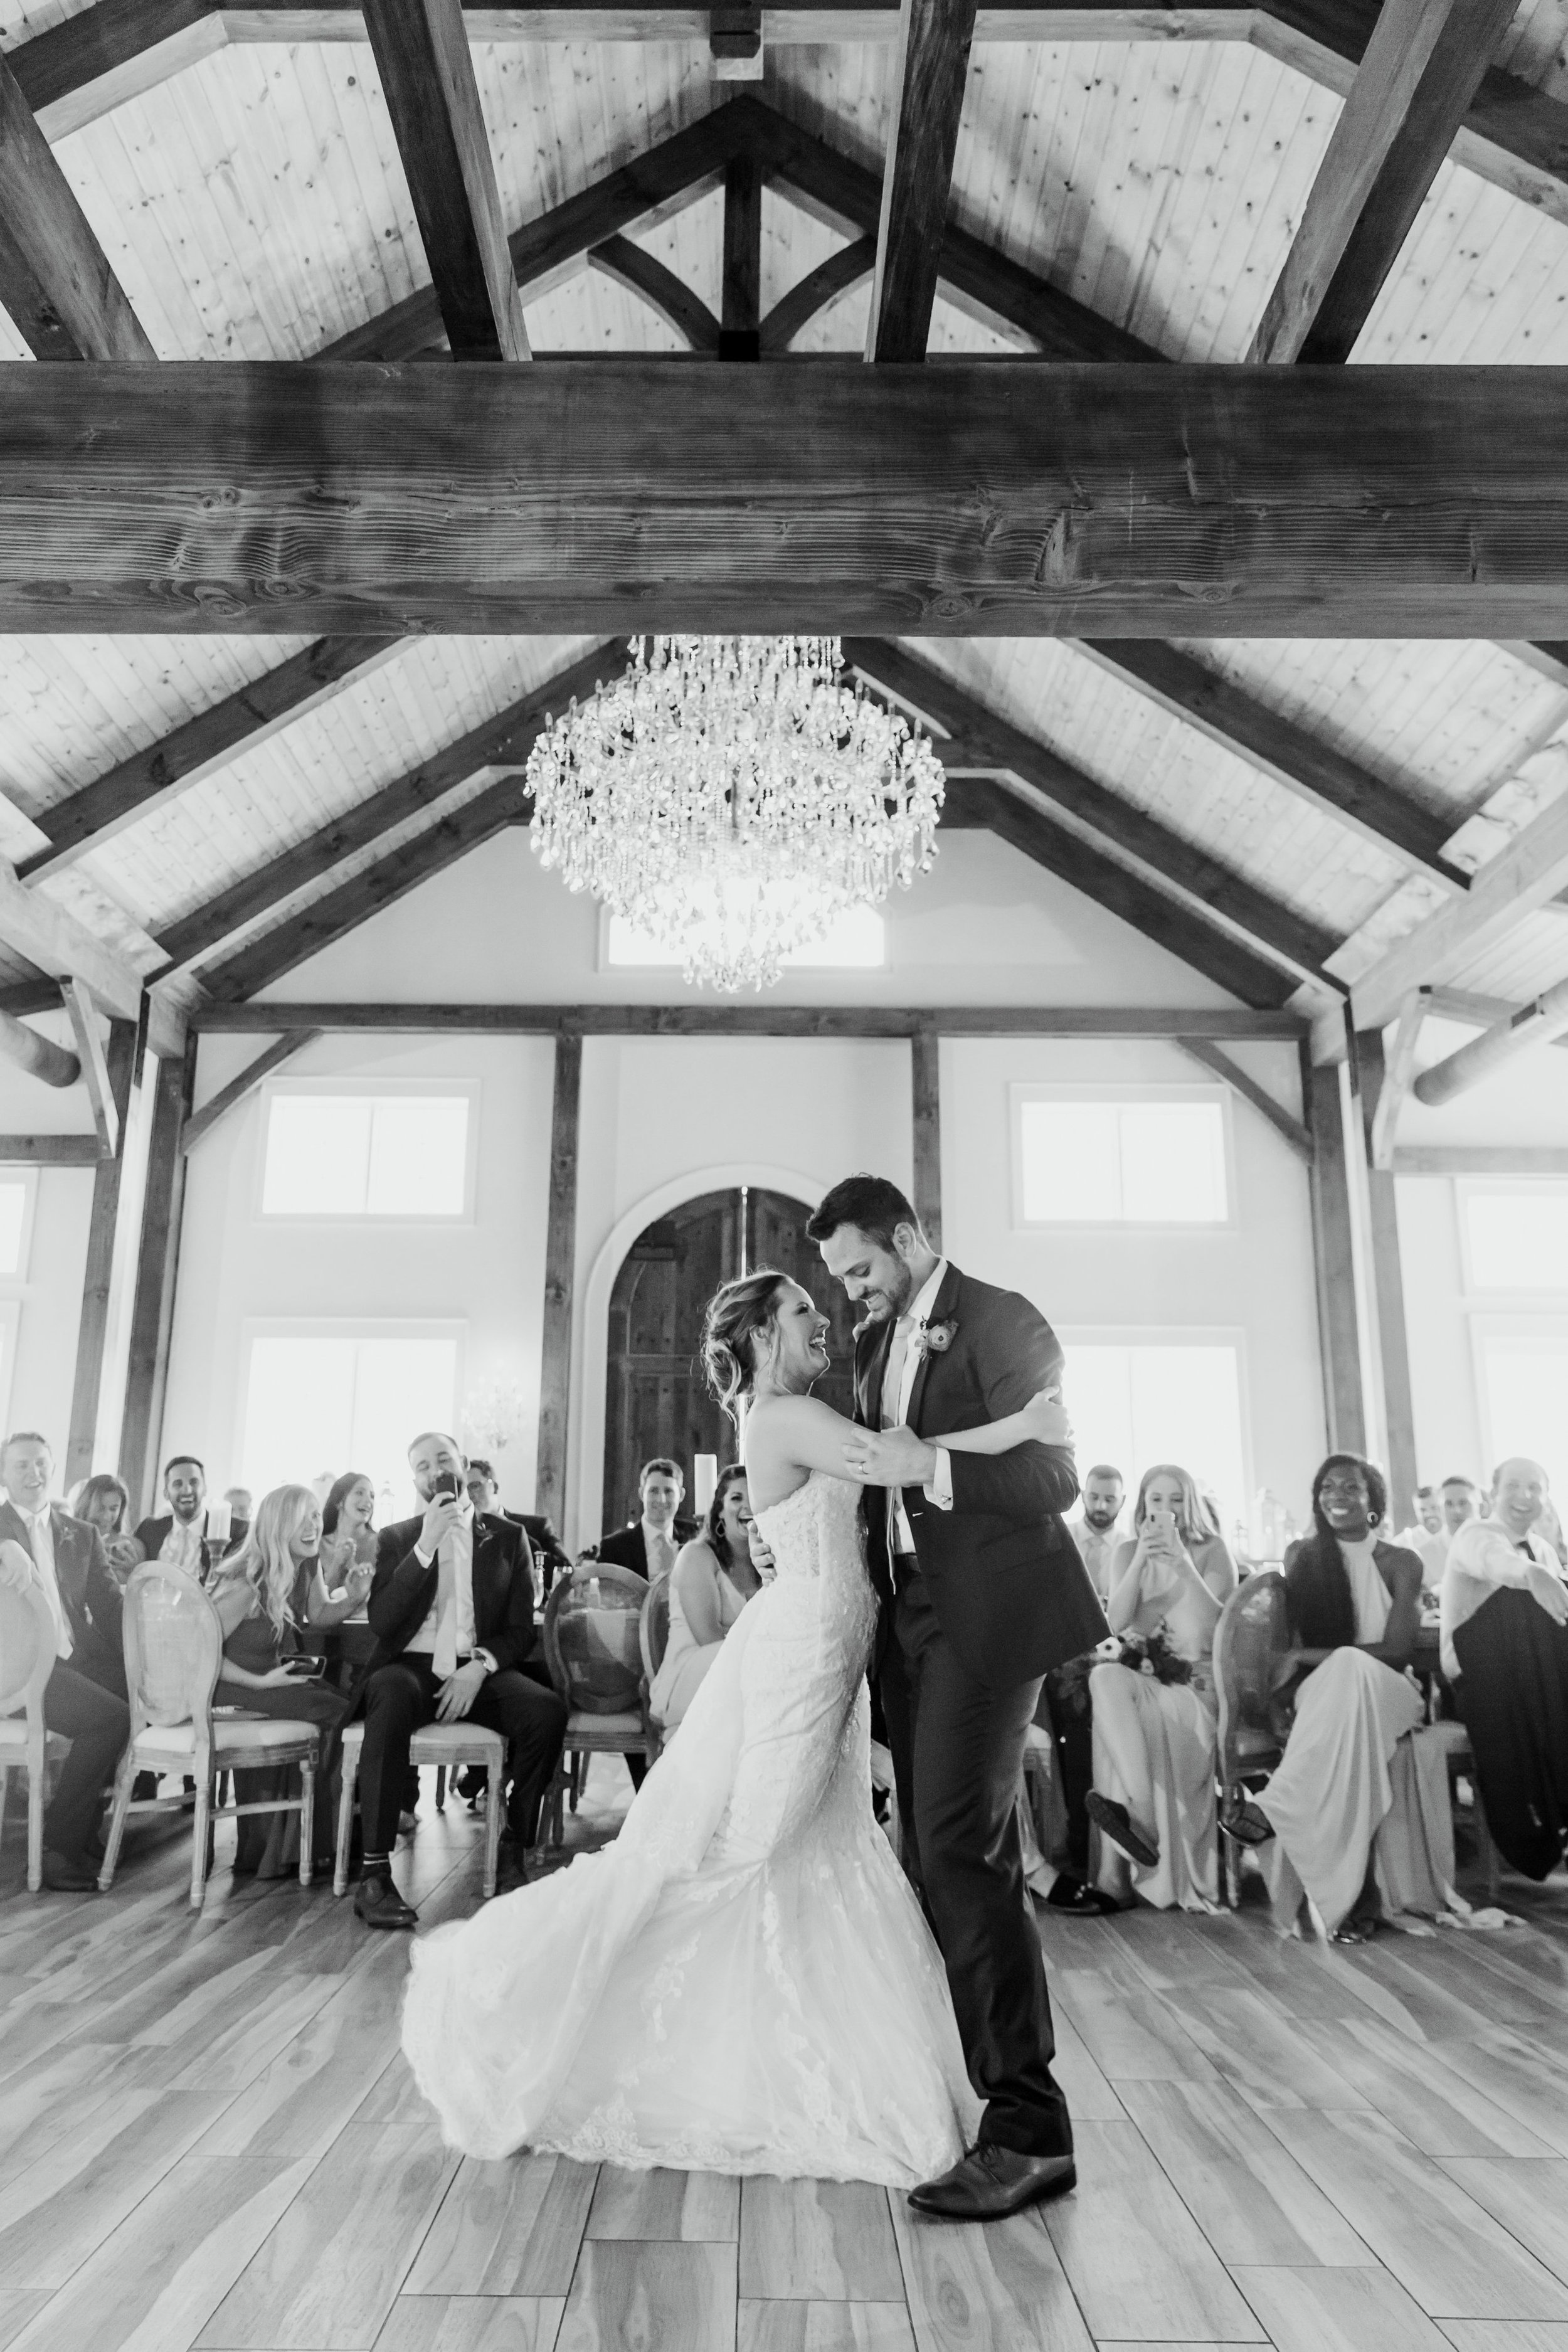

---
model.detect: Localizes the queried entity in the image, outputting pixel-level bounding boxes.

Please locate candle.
[694,1454,718,1517]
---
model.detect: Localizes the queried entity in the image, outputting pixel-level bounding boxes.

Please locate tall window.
[239,1326,462,1522]
[1062,1337,1248,1535]
[1463,1182,1568,1496]
[605,904,885,970]
[1463,1182,1568,1293]
[1014,1089,1230,1226]
[260,1089,472,1219]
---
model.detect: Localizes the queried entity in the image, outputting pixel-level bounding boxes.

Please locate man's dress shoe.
[41,1849,99,1893]
[908,2143,1077,2220]
[354,1872,418,1930]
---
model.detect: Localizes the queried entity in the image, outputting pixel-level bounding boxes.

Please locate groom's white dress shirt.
[881,1259,954,1557]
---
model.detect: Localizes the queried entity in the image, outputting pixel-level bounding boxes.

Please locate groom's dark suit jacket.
[854,1263,1108,1688]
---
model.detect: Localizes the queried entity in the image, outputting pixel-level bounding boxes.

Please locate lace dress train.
[401,1471,981,2183]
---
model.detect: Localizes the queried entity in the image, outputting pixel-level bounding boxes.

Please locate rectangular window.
[0,1171,37,1280]
[1061,1335,1249,1536]
[1015,1089,1229,1226]
[238,1325,462,1525]
[1463,1182,1568,1293]
[1473,1322,1568,1500]
[260,1090,472,1219]
[604,903,885,970]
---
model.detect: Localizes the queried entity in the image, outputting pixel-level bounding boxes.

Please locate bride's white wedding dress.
[401,1470,982,2182]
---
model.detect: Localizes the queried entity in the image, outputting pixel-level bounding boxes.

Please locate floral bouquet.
[1116,1621,1194,1687]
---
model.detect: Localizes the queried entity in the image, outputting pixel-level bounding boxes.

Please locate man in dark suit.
[353,1430,568,1928]
[463,1459,570,1597]
[590,1458,697,1581]
[132,1454,228,1579]
[0,1431,130,1890]
[810,1175,1108,2222]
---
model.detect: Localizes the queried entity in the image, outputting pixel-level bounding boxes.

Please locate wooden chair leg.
[299,1759,315,1889]
[482,1755,502,1899]
[189,1773,212,1911]
[25,1745,45,1895]
[334,1744,360,1898]
[569,1752,581,1813]
[97,1746,137,1894]
[435,1766,447,1813]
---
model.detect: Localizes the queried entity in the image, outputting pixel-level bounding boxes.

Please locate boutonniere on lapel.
[917,1318,958,1359]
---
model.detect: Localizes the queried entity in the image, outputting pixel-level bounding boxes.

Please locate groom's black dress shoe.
[908,2143,1076,2220]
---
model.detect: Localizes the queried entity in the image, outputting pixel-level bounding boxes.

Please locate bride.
[401,1267,1062,2185]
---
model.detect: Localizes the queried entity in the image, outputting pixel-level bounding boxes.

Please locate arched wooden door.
[601,1185,859,1536]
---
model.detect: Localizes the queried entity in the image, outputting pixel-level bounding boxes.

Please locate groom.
[808,1173,1109,2220]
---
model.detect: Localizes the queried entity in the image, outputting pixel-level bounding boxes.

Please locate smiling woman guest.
[649,1463,763,1735]
[1223,1452,1436,1941]
[314,1470,378,1626]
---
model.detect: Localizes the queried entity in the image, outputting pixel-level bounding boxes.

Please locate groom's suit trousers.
[881,1574,1071,2161]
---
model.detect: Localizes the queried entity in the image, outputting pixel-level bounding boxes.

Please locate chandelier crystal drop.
[525,636,946,992]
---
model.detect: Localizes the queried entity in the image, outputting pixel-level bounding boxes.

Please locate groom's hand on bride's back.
[748,1525,777,1583]
[841,1424,937,1487]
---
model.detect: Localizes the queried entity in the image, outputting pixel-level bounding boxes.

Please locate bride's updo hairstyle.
[701,1268,788,1422]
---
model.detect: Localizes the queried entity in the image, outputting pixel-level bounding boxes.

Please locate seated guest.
[649,1463,763,1733]
[131,1454,220,1578]
[1397,1484,1449,1592]
[1086,1463,1237,1911]
[591,1458,696,1582]
[208,1485,350,1874]
[75,1472,140,1587]
[0,1431,130,1888]
[1067,1464,1125,1605]
[316,1471,378,1624]
[223,1486,253,1547]
[465,1458,571,1596]
[354,1430,568,1928]
[1225,1453,1429,1941]
[1443,1456,1568,1878]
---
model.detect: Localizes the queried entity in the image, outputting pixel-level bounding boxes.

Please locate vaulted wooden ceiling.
[4,0,1568,1052]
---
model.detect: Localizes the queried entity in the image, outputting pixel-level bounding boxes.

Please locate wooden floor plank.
[1041,2117,1265,2343]
[1116,2079,1373,2265]
[554,2240,735,2352]
[1429,2032,1568,2159]
[585,2167,739,2243]
[373,2296,567,2350]
[403,2155,598,2298]
[887,2191,1094,2352]
[1051,1973,1221,2085]
[2,2151,318,2352]
[738,2302,916,2352]
[1045,2005,1128,2121]
[1254,2106,1568,2321]
[739,2180,903,2302]
[199,1946,411,2162]
[0,2294,48,2351]
[1296,2018,1559,2159]
[1439,2163,1568,2291]
[194,2122,459,2348]
[1439,2327,1568,2351]
[1232,2264,1456,2352]
[1157,1983,1370,2112]
[0,2086,235,2291]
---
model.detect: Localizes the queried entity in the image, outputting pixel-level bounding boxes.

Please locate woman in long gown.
[400,1268,1061,2183]
[1224,1452,1432,1941]
[649,1462,762,1734]
[1086,1464,1236,1911]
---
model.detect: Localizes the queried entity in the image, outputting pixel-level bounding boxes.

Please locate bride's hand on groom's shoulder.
[1019,1387,1074,1449]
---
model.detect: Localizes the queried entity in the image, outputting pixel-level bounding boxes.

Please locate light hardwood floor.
[3,1766,1567,2352]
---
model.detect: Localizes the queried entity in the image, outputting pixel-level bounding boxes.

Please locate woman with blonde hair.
[208,1484,350,1875]
[1086,1462,1237,1910]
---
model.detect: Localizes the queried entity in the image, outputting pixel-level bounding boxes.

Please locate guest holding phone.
[1085,1463,1236,1911]
[208,1483,351,1874]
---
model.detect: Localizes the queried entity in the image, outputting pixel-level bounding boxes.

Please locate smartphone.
[1150,1508,1177,1537]
[432,1471,460,1502]
[283,1656,327,1680]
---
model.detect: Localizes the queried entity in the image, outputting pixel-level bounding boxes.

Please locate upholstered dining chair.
[332,1716,506,1899]
[542,1561,653,1843]
[98,1562,323,1910]
[1212,1567,1290,1909]
[0,1578,67,1892]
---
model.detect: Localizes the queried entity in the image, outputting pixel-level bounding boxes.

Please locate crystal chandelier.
[525,637,945,992]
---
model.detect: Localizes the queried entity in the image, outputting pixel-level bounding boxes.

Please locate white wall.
[0,1010,99,1468]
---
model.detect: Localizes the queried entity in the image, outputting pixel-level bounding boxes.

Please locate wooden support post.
[1355,1027,1419,1520]
[66,1018,138,1486]
[719,152,761,359]
[534,1031,582,1534]
[911,1024,941,1252]
[120,1034,196,1519]
[181,1030,321,1153]
[1302,1046,1365,1457]
[60,977,119,1158]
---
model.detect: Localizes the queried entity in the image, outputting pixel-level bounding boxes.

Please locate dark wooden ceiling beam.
[11,360,1568,636]
[760,235,876,352]
[361,0,529,359]
[845,636,1336,983]
[151,640,625,974]
[1249,0,1520,366]
[587,235,721,350]
[0,50,156,359]
[866,0,979,360]
[19,634,406,882]
[192,1000,1309,1038]
[721,151,763,359]
[1077,640,1470,892]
